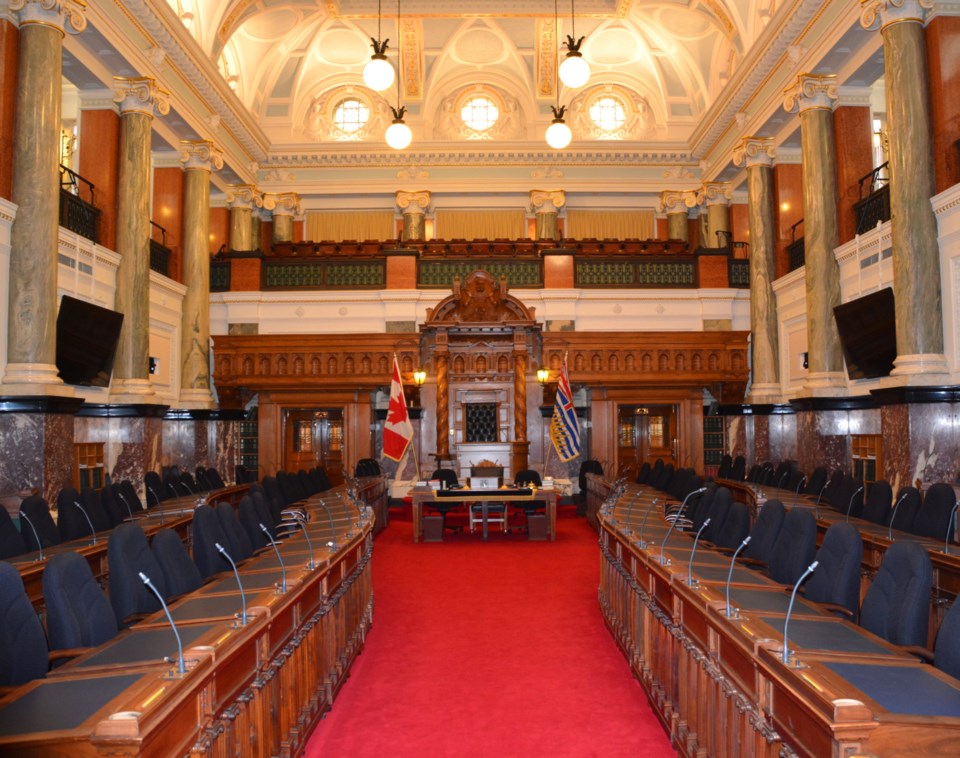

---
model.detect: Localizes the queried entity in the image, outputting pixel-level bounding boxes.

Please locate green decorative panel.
[263,261,325,288]
[636,260,696,286]
[210,261,231,292]
[418,259,543,288]
[728,259,750,288]
[576,260,635,286]
[326,262,385,288]
[575,258,698,288]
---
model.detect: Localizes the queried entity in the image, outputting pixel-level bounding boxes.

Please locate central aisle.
[305,514,673,757]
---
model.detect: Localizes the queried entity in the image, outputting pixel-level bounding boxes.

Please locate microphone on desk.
[782,560,818,666]
[18,509,43,561]
[814,482,828,520]
[944,500,960,556]
[635,498,659,549]
[313,500,339,550]
[180,477,195,495]
[795,476,807,496]
[887,491,909,541]
[117,490,135,520]
[215,542,248,625]
[292,513,316,570]
[777,471,789,490]
[139,571,186,675]
[686,518,711,587]
[659,488,705,565]
[147,485,162,507]
[724,536,751,617]
[338,492,360,536]
[73,500,97,544]
[623,493,643,535]
[844,485,864,522]
[260,523,287,593]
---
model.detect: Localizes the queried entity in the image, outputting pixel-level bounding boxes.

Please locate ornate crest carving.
[425,270,537,324]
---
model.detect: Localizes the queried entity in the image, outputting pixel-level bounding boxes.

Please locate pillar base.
[747,382,782,404]
[177,389,217,410]
[0,363,75,397]
[883,353,951,387]
[802,371,848,397]
[109,378,159,405]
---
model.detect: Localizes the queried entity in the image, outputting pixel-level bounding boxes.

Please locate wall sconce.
[537,368,550,385]
[413,369,426,387]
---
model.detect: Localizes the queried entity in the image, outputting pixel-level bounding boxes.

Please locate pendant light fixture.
[546,0,572,150]
[385,0,412,150]
[363,0,395,92]
[558,0,590,89]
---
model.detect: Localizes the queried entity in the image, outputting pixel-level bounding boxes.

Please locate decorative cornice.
[732,137,776,168]
[396,190,431,214]
[226,184,263,210]
[783,74,839,114]
[180,140,224,172]
[9,0,86,33]
[114,76,170,117]
[263,192,301,216]
[870,385,960,405]
[529,190,566,212]
[860,0,933,30]
[789,395,876,412]
[76,403,170,418]
[0,395,86,415]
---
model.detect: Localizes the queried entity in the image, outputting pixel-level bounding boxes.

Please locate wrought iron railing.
[148,221,172,276]
[210,260,231,292]
[574,256,697,288]
[58,165,100,242]
[787,218,804,271]
[854,162,891,234]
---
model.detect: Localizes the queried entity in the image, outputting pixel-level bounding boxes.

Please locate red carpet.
[304,513,673,757]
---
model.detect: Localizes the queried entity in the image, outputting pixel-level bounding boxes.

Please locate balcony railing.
[149,221,171,277]
[58,165,99,243]
[787,218,805,272]
[854,162,890,234]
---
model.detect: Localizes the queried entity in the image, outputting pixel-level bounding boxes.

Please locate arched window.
[460,95,499,132]
[333,98,370,134]
[589,95,626,134]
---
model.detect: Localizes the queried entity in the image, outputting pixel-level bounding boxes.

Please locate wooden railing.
[58,165,100,243]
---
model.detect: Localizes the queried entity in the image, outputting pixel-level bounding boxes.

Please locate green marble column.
[784,74,846,396]
[3,0,86,396]
[178,141,223,409]
[266,193,300,245]
[530,189,565,242]
[396,190,430,242]
[658,191,692,242]
[861,0,948,384]
[698,183,731,248]
[228,185,262,252]
[734,137,780,402]
[111,77,168,404]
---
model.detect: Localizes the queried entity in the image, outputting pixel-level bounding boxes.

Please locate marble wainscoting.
[74,415,164,501]
[725,415,748,465]
[767,413,799,465]
[794,410,853,477]
[210,419,240,483]
[881,402,960,494]
[0,412,75,506]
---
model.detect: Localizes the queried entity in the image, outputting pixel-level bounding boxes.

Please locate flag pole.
[410,424,421,481]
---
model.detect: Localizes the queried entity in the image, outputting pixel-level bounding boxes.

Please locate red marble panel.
[543,254,574,288]
[0,413,73,507]
[833,106,873,245]
[656,217,667,240]
[926,16,960,194]
[753,416,770,465]
[768,414,798,465]
[697,255,728,288]
[0,20,18,200]
[385,255,417,289]
[687,218,701,249]
[883,401,960,493]
[230,258,261,291]
[212,420,240,483]
[260,219,272,252]
[729,203,749,247]
[773,163,803,280]
[153,167,184,282]
[794,410,849,477]
[725,415,748,462]
[293,219,305,242]
[79,109,120,252]
[209,207,229,253]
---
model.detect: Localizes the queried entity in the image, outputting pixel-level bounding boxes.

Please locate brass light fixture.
[363,0,396,92]
[558,0,590,89]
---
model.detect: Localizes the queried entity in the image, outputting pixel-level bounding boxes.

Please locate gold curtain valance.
[434,210,527,240]
[305,211,396,242]
[565,209,655,240]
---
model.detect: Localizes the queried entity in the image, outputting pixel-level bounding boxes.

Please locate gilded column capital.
[226,184,263,210]
[860,0,932,30]
[396,190,431,214]
[10,0,87,34]
[263,192,301,216]
[530,190,566,212]
[733,137,777,168]
[783,74,838,113]
[179,140,223,172]
[114,76,170,117]
[658,191,691,215]
[697,182,731,207]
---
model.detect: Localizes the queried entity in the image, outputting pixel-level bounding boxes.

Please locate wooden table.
[409,486,558,542]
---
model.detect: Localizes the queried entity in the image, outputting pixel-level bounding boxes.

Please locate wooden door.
[282,408,345,484]
[618,404,679,471]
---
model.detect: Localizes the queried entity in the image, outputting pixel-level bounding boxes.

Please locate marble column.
[2,0,86,396]
[265,192,301,245]
[110,77,169,404]
[861,0,949,384]
[435,347,450,458]
[227,185,262,252]
[784,74,846,396]
[734,137,781,402]
[178,141,223,410]
[658,191,691,242]
[250,211,262,252]
[395,190,430,241]
[697,183,731,248]
[530,189,565,241]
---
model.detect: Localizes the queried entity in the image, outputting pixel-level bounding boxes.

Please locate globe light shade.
[386,120,413,150]
[362,54,395,92]
[559,52,591,89]
[545,120,572,150]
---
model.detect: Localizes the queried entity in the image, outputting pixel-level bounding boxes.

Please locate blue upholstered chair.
[0,561,49,689]
[803,522,864,619]
[0,508,25,560]
[18,495,59,552]
[766,508,817,586]
[861,480,893,526]
[42,551,118,651]
[151,528,202,598]
[191,504,232,579]
[860,541,932,648]
[740,498,786,567]
[216,502,253,561]
[107,523,167,625]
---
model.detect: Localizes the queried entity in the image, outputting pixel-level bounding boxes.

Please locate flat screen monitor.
[832,287,897,380]
[55,295,124,387]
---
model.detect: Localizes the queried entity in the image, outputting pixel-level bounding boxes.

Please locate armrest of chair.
[901,645,935,663]
[736,556,768,569]
[48,647,91,664]
[810,601,855,619]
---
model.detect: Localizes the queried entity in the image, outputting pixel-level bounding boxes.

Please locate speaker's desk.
[409,486,557,542]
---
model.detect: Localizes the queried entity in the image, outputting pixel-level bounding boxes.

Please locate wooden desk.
[597,484,960,757]
[409,486,558,542]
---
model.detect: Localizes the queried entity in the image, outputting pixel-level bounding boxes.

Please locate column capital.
[697,182,731,207]
[226,184,263,210]
[396,190,431,214]
[179,140,223,172]
[530,189,566,212]
[113,76,170,117]
[733,137,777,168]
[263,192,301,216]
[10,0,87,33]
[783,74,838,113]
[860,0,932,31]
[658,191,692,215]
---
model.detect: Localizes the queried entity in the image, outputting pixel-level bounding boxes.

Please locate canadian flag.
[383,355,414,462]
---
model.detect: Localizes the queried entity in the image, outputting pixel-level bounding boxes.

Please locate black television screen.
[55,295,124,387]
[833,287,897,380]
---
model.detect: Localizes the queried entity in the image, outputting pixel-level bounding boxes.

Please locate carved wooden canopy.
[424,270,537,326]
